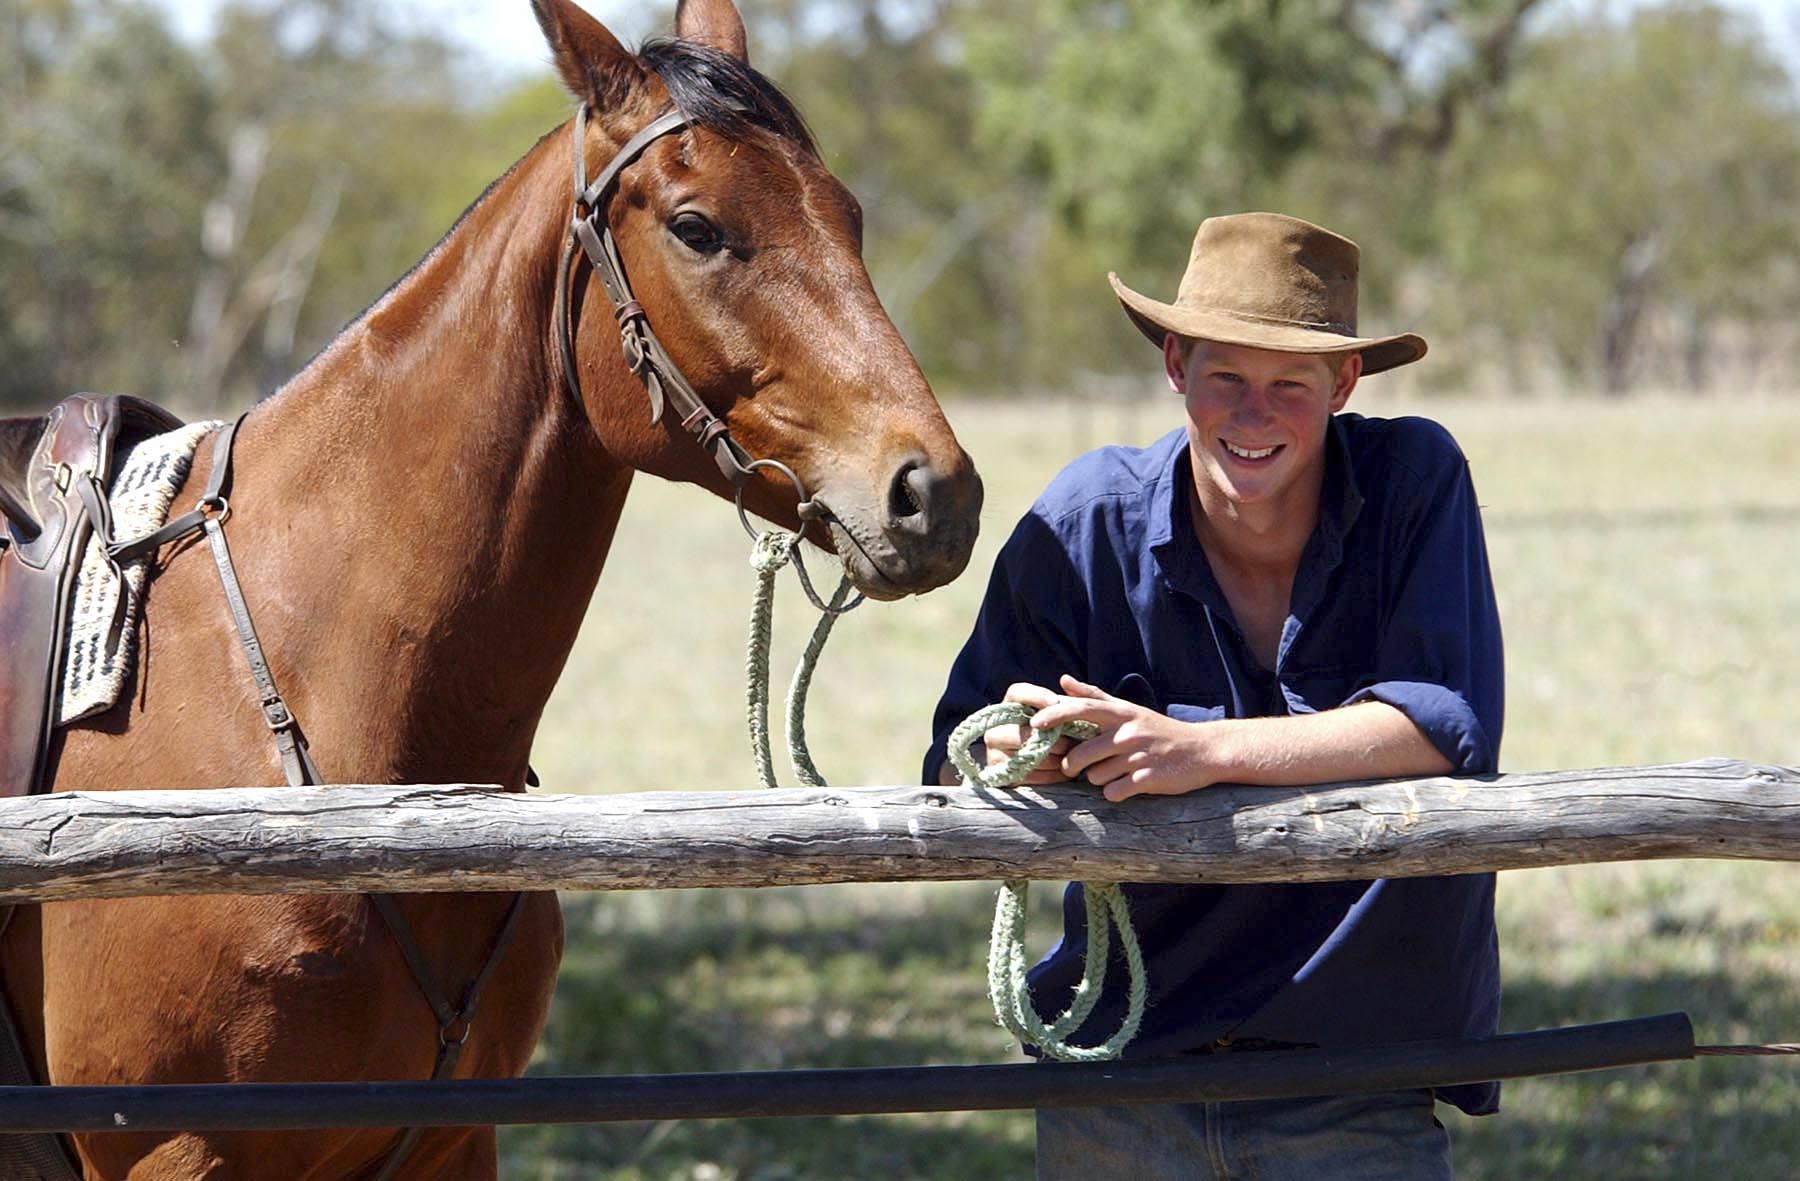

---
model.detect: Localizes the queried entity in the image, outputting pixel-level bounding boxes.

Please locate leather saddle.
[0,393,185,799]
[0,394,188,1181]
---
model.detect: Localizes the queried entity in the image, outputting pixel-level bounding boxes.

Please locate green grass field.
[504,394,1800,1179]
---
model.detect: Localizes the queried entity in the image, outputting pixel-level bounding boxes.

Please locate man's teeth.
[1224,441,1277,460]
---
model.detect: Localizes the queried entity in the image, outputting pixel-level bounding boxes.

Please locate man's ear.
[531,0,648,110]
[1162,333,1189,394]
[1330,352,1363,412]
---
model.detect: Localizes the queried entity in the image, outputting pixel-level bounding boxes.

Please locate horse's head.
[533,0,982,600]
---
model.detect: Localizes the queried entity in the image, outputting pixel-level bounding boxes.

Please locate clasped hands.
[984,674,1217,802]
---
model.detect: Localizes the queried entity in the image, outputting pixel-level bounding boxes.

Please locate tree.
[189,0,480,405]
[955,0,1552,385]
[8,0,1795,404]
[1432,1,1800,391]
[733,0,1036,385]
[1,0,218,408]
[0,0,519,411]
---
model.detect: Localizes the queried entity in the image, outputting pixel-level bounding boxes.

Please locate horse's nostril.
[888,459,929,527]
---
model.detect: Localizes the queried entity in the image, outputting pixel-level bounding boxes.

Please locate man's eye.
[669,213,726,255]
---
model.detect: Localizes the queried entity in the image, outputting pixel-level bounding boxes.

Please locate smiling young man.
[925,213,1504,1179]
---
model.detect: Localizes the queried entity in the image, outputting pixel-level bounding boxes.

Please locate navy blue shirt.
[925,413,1505,1115]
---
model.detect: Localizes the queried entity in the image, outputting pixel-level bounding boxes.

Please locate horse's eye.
[669,213,726,255]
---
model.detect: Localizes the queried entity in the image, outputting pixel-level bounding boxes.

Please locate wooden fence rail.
[1,758,1795,905]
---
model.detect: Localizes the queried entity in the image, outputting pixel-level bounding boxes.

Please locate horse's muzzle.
[825,451,982,600]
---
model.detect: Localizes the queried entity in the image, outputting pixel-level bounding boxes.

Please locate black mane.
[638,38,817,158]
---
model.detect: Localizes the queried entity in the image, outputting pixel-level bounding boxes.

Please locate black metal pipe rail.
[0,1014,1694,1133]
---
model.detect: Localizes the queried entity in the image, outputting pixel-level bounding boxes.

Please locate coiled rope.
[947,702,1149,1062]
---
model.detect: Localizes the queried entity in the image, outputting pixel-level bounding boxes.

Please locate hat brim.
[1109,273,1427,376]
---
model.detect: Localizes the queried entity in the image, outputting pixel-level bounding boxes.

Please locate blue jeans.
[1036,1089,1453,1180]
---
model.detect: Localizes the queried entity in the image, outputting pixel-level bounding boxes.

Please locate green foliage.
[1432,2,1800,389]
[965,0,1362,254]
[192,0,495,402]
[4,0,1797,409]
[736,0,1035,383]
[1,0,218,404]
[0,0,556,411]
[948,0,1594,384]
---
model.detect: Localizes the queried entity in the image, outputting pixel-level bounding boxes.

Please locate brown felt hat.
[1110,212,1427,375]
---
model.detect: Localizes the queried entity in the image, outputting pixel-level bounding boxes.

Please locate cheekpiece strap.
[561,103,760,491]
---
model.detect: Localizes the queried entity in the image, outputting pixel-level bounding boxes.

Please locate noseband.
[556,104,858,613]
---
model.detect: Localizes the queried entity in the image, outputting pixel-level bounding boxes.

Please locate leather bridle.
[555,103,861,614]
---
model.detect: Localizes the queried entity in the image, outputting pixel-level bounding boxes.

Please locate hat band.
[1192,306,1356,336]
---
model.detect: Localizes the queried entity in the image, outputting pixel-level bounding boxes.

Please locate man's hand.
[978,682,1081,786]
[1028,675,1218,801]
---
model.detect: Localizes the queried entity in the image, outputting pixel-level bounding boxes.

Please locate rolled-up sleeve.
[1344,444,1503,775]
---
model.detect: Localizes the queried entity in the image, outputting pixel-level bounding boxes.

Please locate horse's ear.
[675,0,750,64]
[531,0,647,107]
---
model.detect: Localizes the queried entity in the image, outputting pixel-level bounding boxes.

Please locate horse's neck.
[224,126,632,788]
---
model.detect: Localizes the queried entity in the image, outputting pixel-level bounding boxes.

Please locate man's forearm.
[1035,676,1457,800]
[936,694,1453,799]
[1197,700,1452,787]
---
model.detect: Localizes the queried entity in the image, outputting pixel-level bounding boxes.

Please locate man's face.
[1168,337,1360,518]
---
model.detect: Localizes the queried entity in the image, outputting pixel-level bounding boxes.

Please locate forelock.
[637,38,817,158]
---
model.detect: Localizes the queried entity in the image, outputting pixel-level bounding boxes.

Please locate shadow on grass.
[1450,965,1800,1180]
[499,887,1800,1180]
[498,885,1039,1180]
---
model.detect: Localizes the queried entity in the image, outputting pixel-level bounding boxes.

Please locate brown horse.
[0,0,981,1176]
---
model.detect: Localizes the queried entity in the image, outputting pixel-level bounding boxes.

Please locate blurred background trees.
[1,0,1796,410]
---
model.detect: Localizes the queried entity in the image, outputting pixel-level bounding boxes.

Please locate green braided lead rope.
[746,530,855,790]
[746,532,797,790]
[949,700,1149,1062]
[786,574,856,787]
[946,702,1100,788]
[988,877,1147,1062]
[745,544,1148,1059]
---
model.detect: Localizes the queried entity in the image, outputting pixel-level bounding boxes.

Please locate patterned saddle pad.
[59,420,220,723]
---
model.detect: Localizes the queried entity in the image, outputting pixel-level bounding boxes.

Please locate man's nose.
[1234,383,1274,417]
